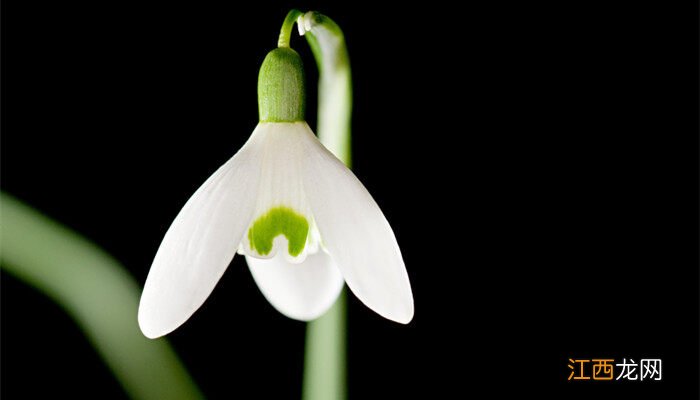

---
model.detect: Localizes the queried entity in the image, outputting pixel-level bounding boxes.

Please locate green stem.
[0,193,204,400]
[297,11,352,400]
[303,290,346,400]
[303,12,352,165]
[278,9,303,48]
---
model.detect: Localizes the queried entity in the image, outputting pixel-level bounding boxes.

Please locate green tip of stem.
[278,9,304,48]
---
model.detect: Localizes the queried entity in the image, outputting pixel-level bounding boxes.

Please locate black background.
[2,1,698,398]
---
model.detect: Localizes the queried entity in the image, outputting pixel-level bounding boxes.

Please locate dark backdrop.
[2,1,698,398]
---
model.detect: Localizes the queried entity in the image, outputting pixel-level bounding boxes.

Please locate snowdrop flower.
[138,30,413,339]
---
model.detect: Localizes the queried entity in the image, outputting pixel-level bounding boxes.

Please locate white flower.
[138,122,414,338]
[138,47,413,339]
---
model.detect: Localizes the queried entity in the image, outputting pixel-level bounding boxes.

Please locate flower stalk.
[295,11,353,400]
[278,9,304,48]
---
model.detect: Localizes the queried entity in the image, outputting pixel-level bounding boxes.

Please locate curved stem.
[300,11,352,164]
[297,11,352,400]
[0,193,204,400]
[278,9,303,48]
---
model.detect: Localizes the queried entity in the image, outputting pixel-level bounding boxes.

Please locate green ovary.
[248,206,310,257]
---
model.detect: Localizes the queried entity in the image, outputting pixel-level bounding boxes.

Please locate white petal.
[240,122,320,264]
[138,126,266,338]
[300,130,414,324]
[246,250,344,321]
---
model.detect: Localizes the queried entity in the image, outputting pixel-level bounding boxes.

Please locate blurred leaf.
[1,193,204,400]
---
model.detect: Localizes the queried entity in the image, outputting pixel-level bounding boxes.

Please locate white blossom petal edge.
[138,122,414,338]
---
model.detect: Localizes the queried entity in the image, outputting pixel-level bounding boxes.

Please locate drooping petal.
[240,122,320,264]
[300,128,414,324]
[138,126,266,338]
[246,249,344,321]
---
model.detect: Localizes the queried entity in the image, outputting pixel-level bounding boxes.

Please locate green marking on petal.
[248,206,309,257]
